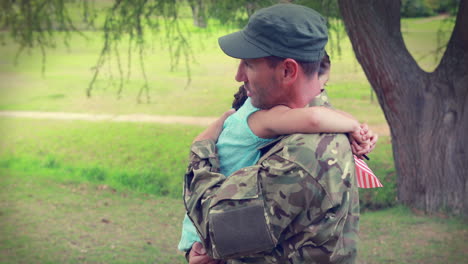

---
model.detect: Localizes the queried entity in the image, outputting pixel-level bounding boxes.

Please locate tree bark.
[338,0,468,216]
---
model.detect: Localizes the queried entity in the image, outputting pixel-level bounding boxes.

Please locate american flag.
[353,155,383,188]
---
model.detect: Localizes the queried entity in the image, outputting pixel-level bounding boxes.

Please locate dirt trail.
[0,110,390,136]
[0,110,217,126]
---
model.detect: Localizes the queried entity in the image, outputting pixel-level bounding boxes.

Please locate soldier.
[184,3,372,264]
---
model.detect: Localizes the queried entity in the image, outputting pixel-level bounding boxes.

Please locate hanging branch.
[87,0,123,97]
[1,0,93,74]
[86,0,118,97]
[115,43,124,99]
[137,43,150,103]
[434,15,457,64]
[414,15,457,67]
[164,9,194,89]
[2,0,359,102]
[126,34,133,81]
[86,0,194,101]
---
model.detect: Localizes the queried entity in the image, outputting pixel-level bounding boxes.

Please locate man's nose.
[235,61,247,82]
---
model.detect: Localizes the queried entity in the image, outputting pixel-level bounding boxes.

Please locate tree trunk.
[338,0,468,216]
[188,0,207,28]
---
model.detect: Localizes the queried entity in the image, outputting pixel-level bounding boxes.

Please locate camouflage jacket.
[184,91,359,264]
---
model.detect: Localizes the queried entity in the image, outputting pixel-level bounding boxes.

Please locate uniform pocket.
[209,166,260,207]
[208,166,275,259]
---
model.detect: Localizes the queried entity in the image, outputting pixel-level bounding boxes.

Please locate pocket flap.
[210,166,260,208]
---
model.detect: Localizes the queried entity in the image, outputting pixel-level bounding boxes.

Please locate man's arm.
[184,139,273,259]
[183,139,226,251]
[185,138,291,260]
[182,110,235,263]
[184,135,358,259]
[257,133,360,263]
[183,136,341,261]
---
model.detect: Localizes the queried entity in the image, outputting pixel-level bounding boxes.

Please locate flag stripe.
[353,155,383,188]
[354,158,374,174]
[364,169,369,187]
[357,170,364,186]
[356,163,374,175]
[358,170,364,186]
[374,174,380,187]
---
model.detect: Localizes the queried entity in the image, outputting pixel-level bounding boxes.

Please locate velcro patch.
[210,204,274,258]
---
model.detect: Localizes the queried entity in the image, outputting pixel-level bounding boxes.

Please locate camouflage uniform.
[184,91,359,264]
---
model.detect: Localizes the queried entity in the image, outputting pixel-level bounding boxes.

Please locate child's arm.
[248,105,361,139]
[193,109,236,143]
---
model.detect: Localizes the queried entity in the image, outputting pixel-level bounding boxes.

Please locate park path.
[0,110,217,126]
[0,110,390,136]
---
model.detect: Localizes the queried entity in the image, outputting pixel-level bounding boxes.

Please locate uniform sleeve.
[183,135,357,262]
[184,139,276,259]
[184,139,322,260]
[260,134,359,263]
[183,139,225,247]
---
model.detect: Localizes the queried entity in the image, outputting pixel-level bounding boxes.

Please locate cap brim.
[218,31,270,59]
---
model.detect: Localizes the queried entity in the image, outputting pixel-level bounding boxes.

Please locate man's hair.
[264,56,321,78]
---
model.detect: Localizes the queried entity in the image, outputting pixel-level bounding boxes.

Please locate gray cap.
[218,4,328,62]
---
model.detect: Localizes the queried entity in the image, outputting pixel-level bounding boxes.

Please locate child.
[179,52,374,252]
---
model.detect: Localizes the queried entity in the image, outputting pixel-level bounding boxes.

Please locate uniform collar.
[308,89,332,108]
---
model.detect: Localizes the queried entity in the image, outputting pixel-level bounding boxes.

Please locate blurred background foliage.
[0,0,459,97]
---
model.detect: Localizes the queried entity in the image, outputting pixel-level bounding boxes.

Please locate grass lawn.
[0,117,397,208]
[1,170,466,264]
[0,170,186,264]
[0,118,204,198]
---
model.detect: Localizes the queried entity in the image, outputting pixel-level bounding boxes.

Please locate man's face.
[235,58,283,109]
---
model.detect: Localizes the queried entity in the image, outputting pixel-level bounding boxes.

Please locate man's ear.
[281,58,299,85]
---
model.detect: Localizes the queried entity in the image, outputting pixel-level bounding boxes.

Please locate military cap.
[218,3,328,62]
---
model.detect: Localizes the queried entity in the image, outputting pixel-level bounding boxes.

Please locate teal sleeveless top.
[217,97,275,176]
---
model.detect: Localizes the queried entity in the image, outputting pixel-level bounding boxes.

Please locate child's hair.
[232,85,248,111]
[231,51,331,110]
[318,50,330,77]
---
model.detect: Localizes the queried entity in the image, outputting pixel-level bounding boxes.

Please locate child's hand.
[366,125,378,153]
[193,109,236,143]
[349,123,369,144]
[349,123,378,157]
[350,139,369,157]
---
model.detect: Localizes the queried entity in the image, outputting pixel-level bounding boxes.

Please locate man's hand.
[188,242,225,264]
[193,109,236,143]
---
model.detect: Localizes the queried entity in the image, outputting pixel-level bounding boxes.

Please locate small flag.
[354,155,383,188]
